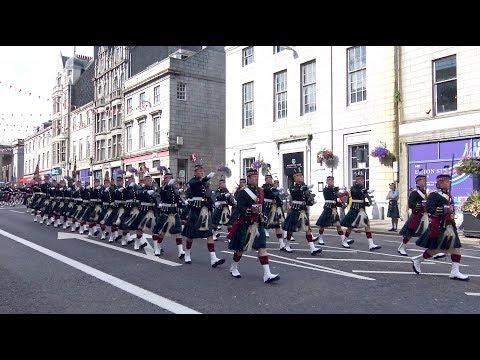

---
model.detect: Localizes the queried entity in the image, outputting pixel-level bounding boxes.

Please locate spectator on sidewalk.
[386,182,400,231]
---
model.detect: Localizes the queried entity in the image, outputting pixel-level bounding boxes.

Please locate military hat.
[353,169,365,178]
[293,167,303,175]
[265,174,273,179]
[436,173,452,180]
[246,168,258,177]
[415,174,427,181]
[239,178,246,182]
[194,164,204,171]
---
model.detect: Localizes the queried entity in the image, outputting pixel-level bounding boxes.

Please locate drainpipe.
[393,46,402,213]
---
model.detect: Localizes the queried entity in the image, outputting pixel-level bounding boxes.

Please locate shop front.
[407,137,480,213]
[78,169,91,185]
[123,150,169,184]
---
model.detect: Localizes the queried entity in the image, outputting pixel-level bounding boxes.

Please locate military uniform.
[87,183,104,236]
[211,184,235,240]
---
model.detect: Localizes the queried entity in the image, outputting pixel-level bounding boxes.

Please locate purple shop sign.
[408,143,437,162]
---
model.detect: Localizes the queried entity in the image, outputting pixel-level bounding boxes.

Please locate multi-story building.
[225,46,397,219]
[0,145,13,182]
[91,46,203,181]
[122,46,225,185]
[51,53,93,180]
[23,121,53,180]
[399,46,480,222]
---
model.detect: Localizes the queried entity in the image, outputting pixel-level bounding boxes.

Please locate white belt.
[82,200,89,203]
[125,199,133,203]
[102,202,111,205]
[263,199,274,203]
[190,197,204,201]
[74,198,82,201]
[352,200,363,203]
[325,200,336,203]
[292,201,305,205]
[34,192,43,195]
[90,199,100,202]
[158,203,176,208]
[215,201,227,207]
[114,200,125,203]
[141,202,155,206]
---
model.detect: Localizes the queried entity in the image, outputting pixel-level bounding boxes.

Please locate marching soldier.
[212,178,235,241]
[118,171,140,246]
[87,178,104,237]
[227,178,246,239]
[282,168,322,256]
[340,170,381,251]
[133,172,156,250]
[315,176,352,248]
[61,178,75,229]
[411,173,468,281]
[104,174,124,243]
[152,170,186,258]
[226,168,280,283]
[76,181,92,234]
[262,174,287,251]
[69,180,84,232]
[181,164,225,267]
[43,180,58,226]
[34,174,51,224]
[96,177,115,240]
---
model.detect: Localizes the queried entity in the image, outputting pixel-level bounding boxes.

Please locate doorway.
[282,152,304,189]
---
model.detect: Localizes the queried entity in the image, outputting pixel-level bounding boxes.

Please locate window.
[127,98,132,114]
[274,70,287,120]
[274,46,287,54]
[242,82,254,127]
[47,151,49,168]
[177,82,186,100]
[350,144,369,189]
[42,153,45,169]
[86,137,90,159]
[139,92,145,109]
[301,60,316,114]
[347,46,366,104]
[154,86,161,104]
[101,112,106,132]
[107,138,112,159]
[242,46,254,66]
[72,141,76,162]
[126,125,132,152]
[87,110,91,125]
[95,139,106,161]
[60,140,66,162]
[242,157,255,177]
[433,55,457,114]
[79,139,83,160]
[113,134,122,158]
[79,114,83,127]
[153,116,161,145]
[139,121,145,148]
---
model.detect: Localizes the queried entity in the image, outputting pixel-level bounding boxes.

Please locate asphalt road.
[1,205,480,314]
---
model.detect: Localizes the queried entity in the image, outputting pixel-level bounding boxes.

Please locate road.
[1,205,480,313]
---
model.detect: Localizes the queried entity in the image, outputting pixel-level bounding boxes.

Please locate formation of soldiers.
[20,162,469,283]
[0,183,26,207]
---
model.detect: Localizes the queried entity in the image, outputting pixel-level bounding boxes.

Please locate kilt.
[387,200,400,219]
[68,203,82,218]
[38,199,51,213]
[120,205,140,230]
[99,206,117,226]
[416,217,461,250]
[80,204,96,222]
[399,211,428,238]
[228,205,240,226]
[262,203,284,229]
[153,212,182,235]
[72,204,86,220]
[181,206,213,238]
[89,204,104,222]
[135,208,157,233]
[212,205,231,226]
[340,207,369,229]
[50,200,63,215]
[34,197,47,211]
[59,201,74,217]
[282,208,310,233]
[228,221,267,252]
[316,206,341,228]
[43,200,57,215]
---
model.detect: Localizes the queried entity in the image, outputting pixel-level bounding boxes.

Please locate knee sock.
[306,234,313,242]
[176,237,183,245]
[286,232,293,241]
[366,231,372,239]
[345,230,351,238]
[186,240,193,249]
[319,228,324,235]
[259,255,269,265]
[423,250,432,259]
[451,254,461,262]
[337,229,344,235]
[402,236,410,244]
[233,253,242,262]
[207,243,215,252]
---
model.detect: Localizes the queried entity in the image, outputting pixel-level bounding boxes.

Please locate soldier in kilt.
[397,174,444,259]
[316,176,353,248]
[340,171,381,251]
[95,177,115,240]
[104,174,125,243]
[60,179,75,229]
[227,178,246,240]
[152,170,185,258]
[35,175,52,224]
[226,168,280,283]
[43,180,58,226]
[131,172,156,251]
[117,171,140,247]
[212,178,235,241]
[411,173,468,281]
[262,174,287,251]
[76,181,92,234]
[181,164,225,267]
[68,180,85,232]
[51,180,66,227]
[28,178,42,215]
[282,168,322,256]
[87,178,104,237]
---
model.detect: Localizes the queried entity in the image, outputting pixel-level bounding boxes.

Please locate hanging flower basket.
[371,143,396,166]
[456,157,480,175]
[317,149,338,168]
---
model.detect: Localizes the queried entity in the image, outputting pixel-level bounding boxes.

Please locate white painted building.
[69,102,94,184]
[23,122,53,179]
[399,46,480,222]
[225,46,397,219]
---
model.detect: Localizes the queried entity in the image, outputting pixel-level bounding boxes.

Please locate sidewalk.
[309,217,480,246]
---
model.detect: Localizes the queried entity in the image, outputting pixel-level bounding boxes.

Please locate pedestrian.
[386,182,400,231]
[411,173,469,281]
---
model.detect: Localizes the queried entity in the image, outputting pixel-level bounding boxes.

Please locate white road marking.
[0,228,199,314]
[407,248,480,261]
[267,248,354,253]
[320,245,468,267]
[352,270,480,277]
[221,251,374,280]
[57,232,181,266]
[9,210,25,214]
[266,241,299,245]
[295,258,438,264]
[265,252,376,281]
[465,292,480,296]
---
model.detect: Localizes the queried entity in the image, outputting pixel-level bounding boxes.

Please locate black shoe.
[185,260,192,264]
[178,253,185,260]
[212,258,225,268]
[388,228,395,231]
[369,245,382,251]
[230,272,241,279]
[347,239,354,245]
[114,235,122,242]
[139,242,148,249]
[127,239,135,245]
[433,253,446,259]
[93,231,100,237]
[311,248,322,256]
[265,275,280,283]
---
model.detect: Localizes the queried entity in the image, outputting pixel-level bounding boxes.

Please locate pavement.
[1,205,480,314]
